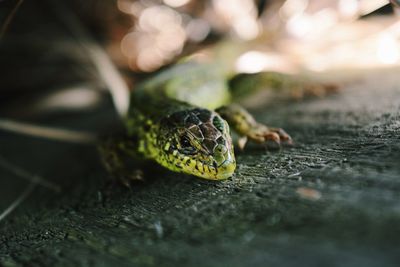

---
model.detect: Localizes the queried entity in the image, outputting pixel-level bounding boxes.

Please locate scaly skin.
[125,62,236,180]
[116,62,292,181]
[100,60,335,182]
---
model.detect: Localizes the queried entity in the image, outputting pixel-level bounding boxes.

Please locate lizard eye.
[179,135,197,155]
[180,136,191,147]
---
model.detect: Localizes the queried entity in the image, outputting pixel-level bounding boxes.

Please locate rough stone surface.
[1,68,400,267]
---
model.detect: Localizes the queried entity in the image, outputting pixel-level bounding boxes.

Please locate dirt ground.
[1,67,400,267]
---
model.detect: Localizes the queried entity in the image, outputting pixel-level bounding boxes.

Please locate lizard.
[99,49,337,184]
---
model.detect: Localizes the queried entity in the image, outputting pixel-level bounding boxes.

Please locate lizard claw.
[238,126,293,150]
[118,169,145,189]
[264,131,281,144]
[268,128,292,145]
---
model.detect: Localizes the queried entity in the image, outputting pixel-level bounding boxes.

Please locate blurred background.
[0,0,399,119]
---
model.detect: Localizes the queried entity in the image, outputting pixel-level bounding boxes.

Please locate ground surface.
[0,67,399,267]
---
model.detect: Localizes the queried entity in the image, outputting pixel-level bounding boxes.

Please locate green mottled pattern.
[124,59,300,179]
[125,62,236,180]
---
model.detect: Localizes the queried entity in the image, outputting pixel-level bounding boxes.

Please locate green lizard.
[99,52,336,184]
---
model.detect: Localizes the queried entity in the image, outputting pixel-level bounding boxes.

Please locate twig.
[0,0,24,39]
[0,181,36,222]
[0,154,60,192]
[0,153,60,222]
[46,0,130,117]
[0,118,97,144]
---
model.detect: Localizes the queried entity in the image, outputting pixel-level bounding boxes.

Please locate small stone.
[296,187,322,200]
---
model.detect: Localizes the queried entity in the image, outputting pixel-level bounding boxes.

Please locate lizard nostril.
[216,144,227,154]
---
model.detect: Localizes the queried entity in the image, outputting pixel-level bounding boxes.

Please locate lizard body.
[100,55,334,182]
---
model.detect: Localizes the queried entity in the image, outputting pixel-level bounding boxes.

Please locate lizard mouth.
[189,146,236,180]
[213,158,236,180]
[213,146,236,179]
[190,157,236,180]
[155,148,236,180]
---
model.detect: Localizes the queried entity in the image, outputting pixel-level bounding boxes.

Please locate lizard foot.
[237,125,292,150]
[115,169,144,189]
[98,136,144,189]
[216,104,292,150]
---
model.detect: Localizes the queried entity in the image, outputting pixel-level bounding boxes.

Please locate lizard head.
[157,108,236,180]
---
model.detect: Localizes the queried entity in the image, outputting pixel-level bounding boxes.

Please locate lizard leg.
[98,136,144,188]
[216,104,292,150]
